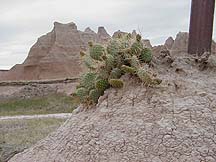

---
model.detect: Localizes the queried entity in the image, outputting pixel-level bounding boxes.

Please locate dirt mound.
[9,52,216,162]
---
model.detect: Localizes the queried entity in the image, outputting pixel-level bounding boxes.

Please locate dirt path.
[0,113,72,121]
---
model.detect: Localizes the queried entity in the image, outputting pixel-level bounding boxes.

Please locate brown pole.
[188,0,215,55]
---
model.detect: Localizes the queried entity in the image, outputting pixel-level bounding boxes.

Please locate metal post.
[188,0,215,55]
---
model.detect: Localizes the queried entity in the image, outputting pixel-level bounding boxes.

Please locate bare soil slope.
[9,51,216,162]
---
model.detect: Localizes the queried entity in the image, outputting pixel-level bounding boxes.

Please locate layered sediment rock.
[1,22,111,81]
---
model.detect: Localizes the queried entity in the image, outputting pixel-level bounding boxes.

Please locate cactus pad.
[83,55,97,70]
[75,87,88,102]
[109,68,122,79]
[109,79,124,88]
[130,55,140,68]
[95,79,109,92]
[80,72,97,90]
[89,89,101,103]
[121,65,136,74]
[90,44,105,61]
[107,40,121,57]
[105,54,115,70]
[140,48,152,63]
[131,41,143,56]
[137,69,153,85]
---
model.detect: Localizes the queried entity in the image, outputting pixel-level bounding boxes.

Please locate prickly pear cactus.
[140,48,152,63]
[137,68,154,86]
[109,79,124,88]
[73,34,162,107]
[74,87,88,102]
[131,42,143,56]
[105,54,115,70]
[80,72,97,91]
[130,55,140,68]
[90,44,105,61]
[107,40,121,57]
[89,89,101,103]
[109,68,122,79]
[121,65,136,74]
[98,68,110,80]
[95,79,109,92]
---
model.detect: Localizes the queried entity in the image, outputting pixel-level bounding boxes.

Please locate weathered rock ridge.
[1,23,216,82]
[0,22,111,81]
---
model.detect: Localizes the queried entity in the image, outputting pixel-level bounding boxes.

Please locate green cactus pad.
[140,48,152,63]
[105,54,115,70]
[121,65,136,74]
[75,87,88,102]
[131,41,143,56]
[130,55,140,68]
[107,40,121,57]
[152,78,162,85]
[89,89,101,103]
[137,69,153,85]
[90,44,105,61]
[80,72,97,90]
[83,55,97,70]
[98,68,110,79]
[110,68,122,79]
[95,79,109,92]
[109,79,124,88]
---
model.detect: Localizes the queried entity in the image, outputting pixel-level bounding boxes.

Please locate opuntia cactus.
[80,72,97,90]
[140,48,152,63]
[95,79,109,92]
[75,87,88,102]
[83,55,97,70]
[74,34,161,106]
[137,68,154,86]
[98,68,110,79]
[130,35,143,56]
[109,79,124,88]
[107,40,121,57]
[130,55,140,68]
[109,68,122,79]
[90,44,105,61]
[121,65,136,74]
[89,89,101,103]
[105,54,115,70]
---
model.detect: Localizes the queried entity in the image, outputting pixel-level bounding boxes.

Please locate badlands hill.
[3,22,215,81]
[0,22,111,81]
[9,48,216,161]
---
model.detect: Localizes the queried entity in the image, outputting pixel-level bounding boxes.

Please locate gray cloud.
[0,0,215,69]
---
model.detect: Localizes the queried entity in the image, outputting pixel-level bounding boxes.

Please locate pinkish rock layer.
[1,22,111,81]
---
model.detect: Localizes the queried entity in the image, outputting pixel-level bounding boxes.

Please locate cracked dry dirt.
[9,54,216,162]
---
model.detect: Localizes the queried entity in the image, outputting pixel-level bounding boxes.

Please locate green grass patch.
[0,94,79,116]
[0,118,66,161]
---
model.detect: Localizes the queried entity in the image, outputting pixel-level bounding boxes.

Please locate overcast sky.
[0,0,215,69]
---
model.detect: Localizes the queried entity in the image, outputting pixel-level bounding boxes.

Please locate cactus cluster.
[73,34,162,106]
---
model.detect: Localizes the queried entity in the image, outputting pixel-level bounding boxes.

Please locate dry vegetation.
[0,94,79,116]
[0,118,66,162]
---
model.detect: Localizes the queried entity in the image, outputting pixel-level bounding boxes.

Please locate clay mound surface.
[9,53,216,162]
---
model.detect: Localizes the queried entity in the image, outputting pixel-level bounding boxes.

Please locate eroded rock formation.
[164,37,174,50]
[0,22,111,81]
